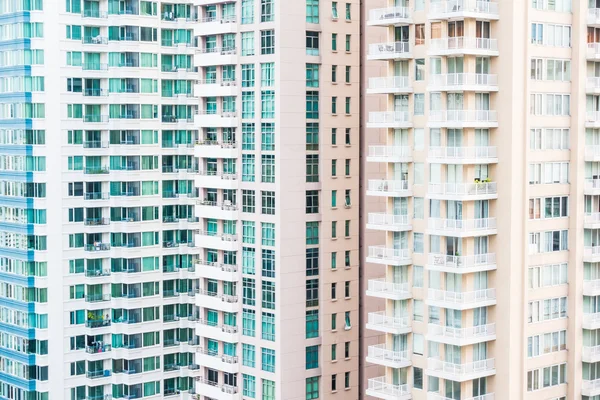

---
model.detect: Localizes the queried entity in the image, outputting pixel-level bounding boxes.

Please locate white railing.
[584,246,600,259]
[584,280,600,294]
[583,378,600,394]
[427,357,495,377]
[428,253,496,270]
[367,213,410,228]
[429,0,498,15]
[428,393,495,400]
[586,213,600,225]
[367,311,410,331]
[428,146,497,161]
[588,77,600,91]
[367,279,410,296]
[369,6,410,22]
[430,37,498,52]
[590,8,600,23]
[369,111,411,125]
[586,146,600,159]
[428,323,495,341]
[367,179,410,194]
[589,43,600,58]
[428,288,496,306]
[429,73,497,88]
[368,145,411,159]
[368,246,411,262]
[368,76,411,91]
[428,182,497,196]
[369,41,411,57]
[367,344,410,364]
[429,110,498,124]
[587,111,600,123]
[585,179,600,192]
[368,378,411,397]
[584,345,600,361]
[585,313,600,329]
[427,218,497,233]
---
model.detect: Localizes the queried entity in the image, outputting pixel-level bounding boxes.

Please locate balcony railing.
[367,279,411,297]
[427,357,495,379]
[428,182,497,197]
[368,111,411,125]
[586,179,600,193]
[367,344,410,365]
[367,377,411,398]
[368,41,411,59]
[590,8,600,25]
[367,213,410,229]
[585,246,600,260]
[588,77,600,92]
[584,280,600,295]
[368,6,410,23]
[428,394,495,400]
[429,0,499,17]
[589,43,600,58]
[427,218,497,234]
[367,179,410,195]
[430,37,498,53]
[429,110,498,125]
[85,319,111,328]
[368,246,411,264]
[429,73,498,88]
[428,253,496,271]
[428,146,497,161]
[428,288,496,307]
[368,145,412,160]
[587,111,600,124]
[582,379,600,396]
[84,218,110,226]
[428,323,496,342]
[367,311,410,331]
[368,76,411,92]
[85,243,111,252]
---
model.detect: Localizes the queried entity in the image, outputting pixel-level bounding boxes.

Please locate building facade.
[0,0,360,399]
[362,0,592,399]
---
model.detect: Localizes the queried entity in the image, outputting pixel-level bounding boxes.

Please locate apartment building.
[0,0,359,399]
[362,0,591,399]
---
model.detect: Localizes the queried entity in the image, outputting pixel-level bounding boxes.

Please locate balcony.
[85,294,111,303]
[195,139,238,159]
[196,200,238,220]
[194,47,237,67]
[587,111,600,128]
[584,345,600,363]
[368,41,412,61]
[428,110,498,128]
[427,253,496,274]
[84,218,110,226]
[367,76,412,94]
[195,16,237,36]
[584,313,600,330]
[196,289,239,313]
[427,218,497,237]
[195,378,239,400]
[366,279,411,301]
[367,311,411,335]
[196,231,238,252]
[429,37,499,56]
[195,260,238,282]
[585,179,600,195]
[582,379,600,397]
[427,357,496,382]
[586,146,600,162]
[426,323,496,346]
[588,43,600,60]
[427,288,496,310]
[367,246,412,266]
[85,243,111,252]
[367,111,412,129]
[367,180,411,197]
[588,77,600,94]
[194,110,238,128]
[194,79,237,98]
[196,319,239,343]
[367,6,411,26]
[586,213,600,229]
[367,145,412,163]
[367,345,411,369]
[428,394,495,400]
[366,377,411,400]
[428,73,498,92]
[428,146,497,164]
[584,280,600,296]
[367,213,412,232]
[584,246,600,263]
[195,171,238,190]
[428,0,499,20]
[85,319,111,329]
[428,182,497,201]
[195,348,239,374]
[590,8,600,27]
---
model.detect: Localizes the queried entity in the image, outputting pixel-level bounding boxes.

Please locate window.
[262,249,275,278]
[242,0,254,24]
[344,159,350,176]
[529,263,568,288]
[243,190,256,213]
[261,0,274,22]
[331,96,337,114]
[345,128,351,145]
[306,0,319,23]
[413,265,424,288]
[531,23,571,47]
[242,154,256,182]
[345,190,351,207]
[527,330,567,357]
[528,296,568,323]
[414,367,423,390]
[345,66,351,83]
[306,345,319,369]
[243,374,256,398]
[261,30,275,54]
[261,191,275,214]
[345,97,350,114]
[532,0,571,11]
[331,374,337,391]
[414,233,424,253]
[331,221,337,238]
[262,222,275,246]
[331,313,337,330]
[331,344,337,360]
[531,58,543,80]
[414,93,424,115]
[529,196,568,219]
[306,154,319,182]
[331,33,337,51]
[528,162,569,184]
[332,1,338,18]
[413,299,424,322]
[242,123,256,149]
[344,311,351,329]
[332,128,337,145]
[413,333,424,355]
[261,90,275,118]
[306,309,319,338]
[242,32,255,56]
[529,128,569,150]
[344,250,350,268]
[261,63,275,86]
[242,91,256,119]
[262,312,275,341]
[243,278,256,305]
[345,35,351,51]
[344,281,350,298]
[243,221,256,244]
[306,63,320,87]
[306,190,319,213]
[344,220,350,237]
[306,222,319,245]
[263,380,275,400]
[243,308,256,336]
[344,372,350,389]
[243,344,256,367]
[261,123,275,150]
[261,348,276,372]
[261,154,275,183]
[242,64,255,88]
[331,282,337,299]
[307,31,320,55]
[306,377,319,399]
[344,342,350,358]
[415,25,425,45]
[306,279,319,307]
[306,123,319,150]
[306,91,319,119]
[306,248,319,276]
[332,65,337,82]
[527,363,567,391]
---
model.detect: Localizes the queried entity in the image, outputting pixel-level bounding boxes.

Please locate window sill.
[331,390,338,394]
[331,359,338,363]
[344,296,351,301]
[344,387,351,391]
[331,298,338,302]
[344,357,351,361]
[345,144,352,147]
[332,82,338,85]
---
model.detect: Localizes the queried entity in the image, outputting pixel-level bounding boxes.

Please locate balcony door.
[447,129,463,149]
[394,26,409,42]
[393,197,408,216]
[446,201,462,221]
[473,343,487,362]
[392,299,408,319]
[475,129,490,146]
[393,162,409,181]
[476,57,490,74]
[393,128,408,146]
[447,93,463,111]
[391,265,408,284]
[393,60,409,78]
[391,334,407,353]
[474,200,489,219]
[444,344,461,364]
[391,365,407,385]
[446,165,463,186]
[394,94,409,112]
[393,231,408,250]
[473,306,487,327]
[445,309,461,329]
[474,236,488,256]
[473,378,488,397]
[474,271,488,291]
[446,236,462,257]
[446,272,462,293]
[476,21,491,39]
[447,57,464,74]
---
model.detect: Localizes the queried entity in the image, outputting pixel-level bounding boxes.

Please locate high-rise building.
[0,0,359,399]
[361,0,592,399]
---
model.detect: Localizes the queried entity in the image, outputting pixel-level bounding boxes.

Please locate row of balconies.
[368,1,499,27]
[367,180,497,200]
[367,145,498,164]
[367,110,498,129]
[367,213,497,237]
[367,73,498,95]
[368,37,498,61]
